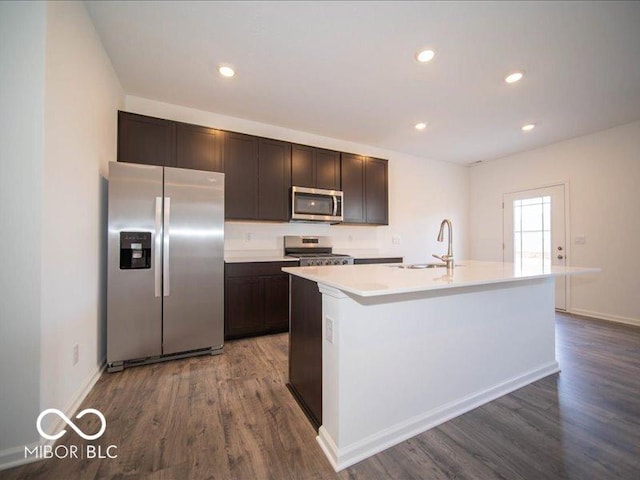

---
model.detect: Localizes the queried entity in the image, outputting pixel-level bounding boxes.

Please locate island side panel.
[318,277,558,471]
[288,275,323,429]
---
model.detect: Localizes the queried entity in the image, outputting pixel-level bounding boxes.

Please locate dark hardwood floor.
[4,312,639,479]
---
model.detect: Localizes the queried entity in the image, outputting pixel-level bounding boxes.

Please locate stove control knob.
[342,259,349,265]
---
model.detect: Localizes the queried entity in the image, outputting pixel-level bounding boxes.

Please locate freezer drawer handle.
[154,196,162,297]
[163,197,171,297]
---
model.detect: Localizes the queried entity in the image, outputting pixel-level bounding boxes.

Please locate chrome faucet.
[433,219,454,271]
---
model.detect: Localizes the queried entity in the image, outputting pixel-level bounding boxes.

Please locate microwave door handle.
[332,195,337,216]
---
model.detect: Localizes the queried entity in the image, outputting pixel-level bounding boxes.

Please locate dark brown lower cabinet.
[288,275,323,430]
[225,262,292,339]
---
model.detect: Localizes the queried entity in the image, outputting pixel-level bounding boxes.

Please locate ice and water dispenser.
[119,232,151,269]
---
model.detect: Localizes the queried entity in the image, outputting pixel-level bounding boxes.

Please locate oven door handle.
[332,195,338,216]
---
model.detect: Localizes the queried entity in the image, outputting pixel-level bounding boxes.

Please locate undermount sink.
[391,263,465,269]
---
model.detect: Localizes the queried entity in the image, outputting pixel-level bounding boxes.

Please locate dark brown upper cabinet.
[341,153,388,225]
[258,138,291,221]
[223,134,292,221]
[292,144,340,190]
[341,153,366,223]
[175,122,223,172]
[119,112,223,172]
[364,157,389,225]
[223,132,259,220]
[118,111,175,167]
[118,111,386,225]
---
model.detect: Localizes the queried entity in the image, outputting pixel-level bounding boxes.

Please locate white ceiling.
[86,1,640,165]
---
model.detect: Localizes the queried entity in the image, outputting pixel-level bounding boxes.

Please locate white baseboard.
[317,361,560,472]
[0,443,43,472]
[0,360,105,472]
[57,360,106,432]
[569,308,640,327]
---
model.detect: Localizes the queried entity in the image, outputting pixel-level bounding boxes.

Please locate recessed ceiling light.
[521,123,536,132]
[505,72,524,84]
[415,49,435,63]
[218,65,235,78]
[415,122,428,130]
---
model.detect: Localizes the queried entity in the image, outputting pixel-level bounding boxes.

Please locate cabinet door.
[225,276,263,338]
[291,144,315,188]
[223,132,258,220]
[315,148,340,190]
[258,139,291,221]
[118,111,174,167]
[263,274,290,331]
[175,123,223,172]
[341,153,366,223]
[365,157,389,225]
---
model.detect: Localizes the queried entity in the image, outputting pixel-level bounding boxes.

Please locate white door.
[503,185,567,310]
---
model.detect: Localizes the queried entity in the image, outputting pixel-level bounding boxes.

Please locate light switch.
[392,235,401,245]
[574,235,586,245]
[325,317,334,343]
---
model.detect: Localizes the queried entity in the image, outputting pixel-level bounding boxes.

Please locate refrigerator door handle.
[154,196,163,297]
[163,197,171,297]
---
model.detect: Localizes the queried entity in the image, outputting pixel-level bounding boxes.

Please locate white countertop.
[282,260,600,297]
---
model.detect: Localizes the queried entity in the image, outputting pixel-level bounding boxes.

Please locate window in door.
[513,196,551,270]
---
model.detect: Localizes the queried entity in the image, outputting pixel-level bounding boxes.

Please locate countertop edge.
[281,263,600,298]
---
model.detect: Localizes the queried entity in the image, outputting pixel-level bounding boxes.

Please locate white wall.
[0,0,46,467]
[125,96,469,263]
[469,121,640,325]
[40,0,123,433]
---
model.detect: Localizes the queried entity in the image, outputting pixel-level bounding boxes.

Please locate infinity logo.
[36,408,107,441]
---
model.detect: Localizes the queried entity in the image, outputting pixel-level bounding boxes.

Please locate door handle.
[332,196,337,216]
[154,197,162,297]
[163,197,171,297]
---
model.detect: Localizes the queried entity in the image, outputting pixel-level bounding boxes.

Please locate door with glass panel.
[503,185,567,310]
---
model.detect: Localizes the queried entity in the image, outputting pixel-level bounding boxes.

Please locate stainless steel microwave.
[291,186,343,223]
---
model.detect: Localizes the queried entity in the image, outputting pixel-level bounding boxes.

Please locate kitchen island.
[282,260,598,471]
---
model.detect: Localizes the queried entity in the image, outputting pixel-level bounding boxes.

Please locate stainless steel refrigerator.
[107,162,224,372]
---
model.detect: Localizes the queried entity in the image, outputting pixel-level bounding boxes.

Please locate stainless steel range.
[284,236,354,266]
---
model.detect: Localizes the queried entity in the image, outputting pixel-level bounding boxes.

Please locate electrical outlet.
[392,235,401,245]
[325,317,334,344]
[574,235,586,245]
[245,232,252,242]
[73,344,79,366]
